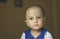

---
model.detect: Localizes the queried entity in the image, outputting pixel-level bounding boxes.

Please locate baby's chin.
[31,27,42,30]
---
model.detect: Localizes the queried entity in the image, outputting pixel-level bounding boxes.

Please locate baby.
[21,5,53,39]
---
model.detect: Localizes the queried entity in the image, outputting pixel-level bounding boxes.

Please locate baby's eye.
[29,18,33,20]
[37,17,41,19]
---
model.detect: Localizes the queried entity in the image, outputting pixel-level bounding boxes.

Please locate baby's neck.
[31,29,41,38]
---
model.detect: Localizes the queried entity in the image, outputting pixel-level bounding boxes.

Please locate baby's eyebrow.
[37,16,42,17]
[28,16,33,18]
[27,15,32,17]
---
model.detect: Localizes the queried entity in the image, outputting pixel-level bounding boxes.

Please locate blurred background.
[0,0,60,39]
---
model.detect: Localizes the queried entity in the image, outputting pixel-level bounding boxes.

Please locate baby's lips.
[33,24,39,26]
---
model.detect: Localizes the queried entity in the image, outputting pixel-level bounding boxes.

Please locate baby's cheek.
[30,23,33,26]
[28,22,32,26]
[39,19,44,23]
[38,21,44,26]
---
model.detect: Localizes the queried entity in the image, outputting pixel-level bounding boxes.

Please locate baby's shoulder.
[44,31,53,39]
[45,31,52,36]
[24,29,31,34]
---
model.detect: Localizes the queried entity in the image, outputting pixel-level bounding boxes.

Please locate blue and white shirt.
[21,28,53,39]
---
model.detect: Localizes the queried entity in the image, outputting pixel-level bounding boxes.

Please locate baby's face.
[25,7,46,30]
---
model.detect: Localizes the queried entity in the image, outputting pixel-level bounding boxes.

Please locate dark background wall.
[0,0,60,39]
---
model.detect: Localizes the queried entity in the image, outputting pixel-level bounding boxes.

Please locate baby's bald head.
[25,5,45,20]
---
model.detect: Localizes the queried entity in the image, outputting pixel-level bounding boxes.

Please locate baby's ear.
[24,20,29,26]
[44,17,47,23]
[24,20,27,23]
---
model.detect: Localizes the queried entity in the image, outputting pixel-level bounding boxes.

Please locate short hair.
[24,5,45,19]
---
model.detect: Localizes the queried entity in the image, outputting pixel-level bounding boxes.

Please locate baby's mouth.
[33,24,39,26]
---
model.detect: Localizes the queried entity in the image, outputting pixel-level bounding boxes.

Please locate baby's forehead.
[26,6,42,11]
[26,6,42,14]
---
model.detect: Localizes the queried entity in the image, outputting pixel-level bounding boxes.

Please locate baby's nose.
[34,19,38,23]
